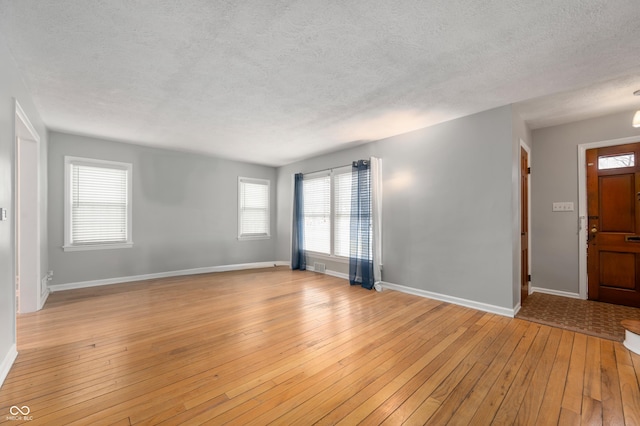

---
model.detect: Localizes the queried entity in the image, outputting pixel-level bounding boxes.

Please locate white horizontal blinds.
[303,174,331,254]
[71,163,128,244]
[333,170,352,257]
[239,179,270,236]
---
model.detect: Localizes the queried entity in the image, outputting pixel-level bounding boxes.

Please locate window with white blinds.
[303,173,331,254]
[238,177,270,239]
[302,167,352,258]
[333,171,352,257]
[64,157,132,251]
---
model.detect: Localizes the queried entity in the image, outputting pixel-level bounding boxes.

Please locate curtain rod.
[302,163,353,176]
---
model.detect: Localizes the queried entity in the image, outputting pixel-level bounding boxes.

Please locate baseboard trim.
[530,286,581,299]
[39,289,50,310]
[50,261,291,292]
[324,269,349,281]
[305,265,349,281]
[380,281,516,317]
[513,302,522,316]
[0,344,18,389]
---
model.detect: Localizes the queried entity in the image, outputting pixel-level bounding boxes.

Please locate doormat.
[516,292,640,342]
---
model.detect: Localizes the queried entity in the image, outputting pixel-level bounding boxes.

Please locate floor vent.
[313,262,326,273]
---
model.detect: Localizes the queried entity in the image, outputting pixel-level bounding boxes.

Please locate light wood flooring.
[1,267,640,425]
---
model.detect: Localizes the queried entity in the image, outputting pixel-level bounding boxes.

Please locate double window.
[64,157,132,251]
[303,167,352,258]
[238,177,270,239]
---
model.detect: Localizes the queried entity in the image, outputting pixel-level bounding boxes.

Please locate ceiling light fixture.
[634,90,640,128]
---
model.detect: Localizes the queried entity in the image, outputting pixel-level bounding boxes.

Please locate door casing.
[520,140,531,304]
[14,100,43,313]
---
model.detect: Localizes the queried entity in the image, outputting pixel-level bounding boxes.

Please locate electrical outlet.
[0,208,6,221]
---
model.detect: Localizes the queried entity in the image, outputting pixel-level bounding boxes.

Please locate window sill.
[63,242,133,252]
[238,235,271,241]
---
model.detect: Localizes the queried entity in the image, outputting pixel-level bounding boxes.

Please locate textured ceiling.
[1,1,640,166]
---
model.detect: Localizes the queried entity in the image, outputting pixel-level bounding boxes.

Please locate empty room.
[2,1,640,424]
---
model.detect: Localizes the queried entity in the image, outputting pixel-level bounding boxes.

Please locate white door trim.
[14,99,42,313]
[577,135,640,300]
[520,139,532,295]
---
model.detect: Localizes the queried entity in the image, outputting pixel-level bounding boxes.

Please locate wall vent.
[313,262,326,273]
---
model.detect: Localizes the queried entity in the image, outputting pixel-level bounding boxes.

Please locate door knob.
[591,227,598,233]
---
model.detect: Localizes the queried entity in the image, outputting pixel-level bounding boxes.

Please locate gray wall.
[48,132,278,285]
[0,36,48,373]
[277,106,517,310]
[531,110,640,294]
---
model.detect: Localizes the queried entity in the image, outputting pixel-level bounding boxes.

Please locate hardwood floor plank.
[534,330,575,425]
[561,332,588,417]
[181,301,448,425]
[315,311,486,426]
[584,336,603,401]
[432,320,531,426]
[336,313,496,425]
[512,327,563,426]
[380,317,511,425]
[490,325,551,425]
[601,339,625,426]
[260,304,465,426]
[581,395,603,426]
[249,309,483,426]
[467,323,541,424]
[615,343,640,426]
[0,269,638,425]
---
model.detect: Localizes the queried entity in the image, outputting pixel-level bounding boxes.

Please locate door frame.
[519,140,532,300]
[578,135,640,300]
[14,99,43,313]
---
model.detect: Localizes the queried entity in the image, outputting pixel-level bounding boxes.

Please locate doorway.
[15,101,43,313]
[520,145,530,304]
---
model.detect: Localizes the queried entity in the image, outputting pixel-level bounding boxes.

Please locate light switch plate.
[552,202,574,212]
[0,208,6,221]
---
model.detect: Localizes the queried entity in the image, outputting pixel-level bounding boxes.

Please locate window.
[598,153,635,170]
[303,173,331,254]
[64,156,132,251]
[303,167,352,258]
[333,171,352,257]
[238,177,270,239]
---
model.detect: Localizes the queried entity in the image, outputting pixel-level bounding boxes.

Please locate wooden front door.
[587,142,640,307]
[521,147,529,304]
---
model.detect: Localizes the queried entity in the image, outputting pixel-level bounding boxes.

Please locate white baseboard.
[0,344,18,389]
[38,289,50,310]
[305,265,349,281]
[530,286,581,299]
[49,261,291,292]
[513,302,522,316]
[324,269,349,280]
[380,281,516,318]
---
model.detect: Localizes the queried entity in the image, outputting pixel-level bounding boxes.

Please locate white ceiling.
[1,1,640,166]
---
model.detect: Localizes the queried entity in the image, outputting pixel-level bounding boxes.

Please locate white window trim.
[238,177,271,241]
[63,156,133,252]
